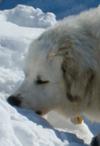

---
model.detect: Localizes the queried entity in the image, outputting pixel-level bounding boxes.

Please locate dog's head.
[7,25,95,117]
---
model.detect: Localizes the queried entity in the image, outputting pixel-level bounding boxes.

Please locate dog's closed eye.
[35,75,49,85]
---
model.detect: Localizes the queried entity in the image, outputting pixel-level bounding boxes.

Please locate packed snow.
[0,4,99,146]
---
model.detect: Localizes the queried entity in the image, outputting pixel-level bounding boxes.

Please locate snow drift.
[4,5,56,28]
[0,98,92,146]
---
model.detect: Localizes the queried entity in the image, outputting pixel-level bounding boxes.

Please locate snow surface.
[0,4,99,146]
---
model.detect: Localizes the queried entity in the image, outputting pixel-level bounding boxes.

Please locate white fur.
[13,6,100,122]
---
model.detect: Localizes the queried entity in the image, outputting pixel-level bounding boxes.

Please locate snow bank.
[0,99,65,146]
[4,5,56,28]
[0,9,45,98]
[0,98,92,146]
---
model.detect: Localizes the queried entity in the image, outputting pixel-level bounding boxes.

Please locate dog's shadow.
[17,107,88,146]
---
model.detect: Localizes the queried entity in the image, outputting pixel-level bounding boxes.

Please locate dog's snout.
[7,95,22,107]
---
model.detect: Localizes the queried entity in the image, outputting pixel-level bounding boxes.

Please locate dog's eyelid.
[35,75,49,85]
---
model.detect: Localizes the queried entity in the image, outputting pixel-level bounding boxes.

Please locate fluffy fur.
[9,6,100,122]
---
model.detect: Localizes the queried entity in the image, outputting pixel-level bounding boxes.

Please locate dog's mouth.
[7,95,49,116]
[35,109,48,116]
[35,110,43,115]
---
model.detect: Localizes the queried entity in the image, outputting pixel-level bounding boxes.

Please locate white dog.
[8,6,100,123]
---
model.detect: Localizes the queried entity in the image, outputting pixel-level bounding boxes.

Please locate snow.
[0,98,91,146]
[0,4,99,146]
[4,5,56,28]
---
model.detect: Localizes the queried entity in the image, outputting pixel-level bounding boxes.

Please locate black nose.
[7,95,21,107]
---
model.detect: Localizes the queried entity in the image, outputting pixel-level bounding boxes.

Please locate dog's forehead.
[24,28,65,79]
[24,42,63,82]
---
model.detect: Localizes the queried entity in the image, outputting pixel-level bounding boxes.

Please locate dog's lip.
[35,109,48,116]
[35,110,43,115]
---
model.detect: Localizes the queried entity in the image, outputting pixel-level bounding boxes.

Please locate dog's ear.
[61,52,95,103]
[61,53,80,102]
[84,68,95,96]
[61,43,95,103]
